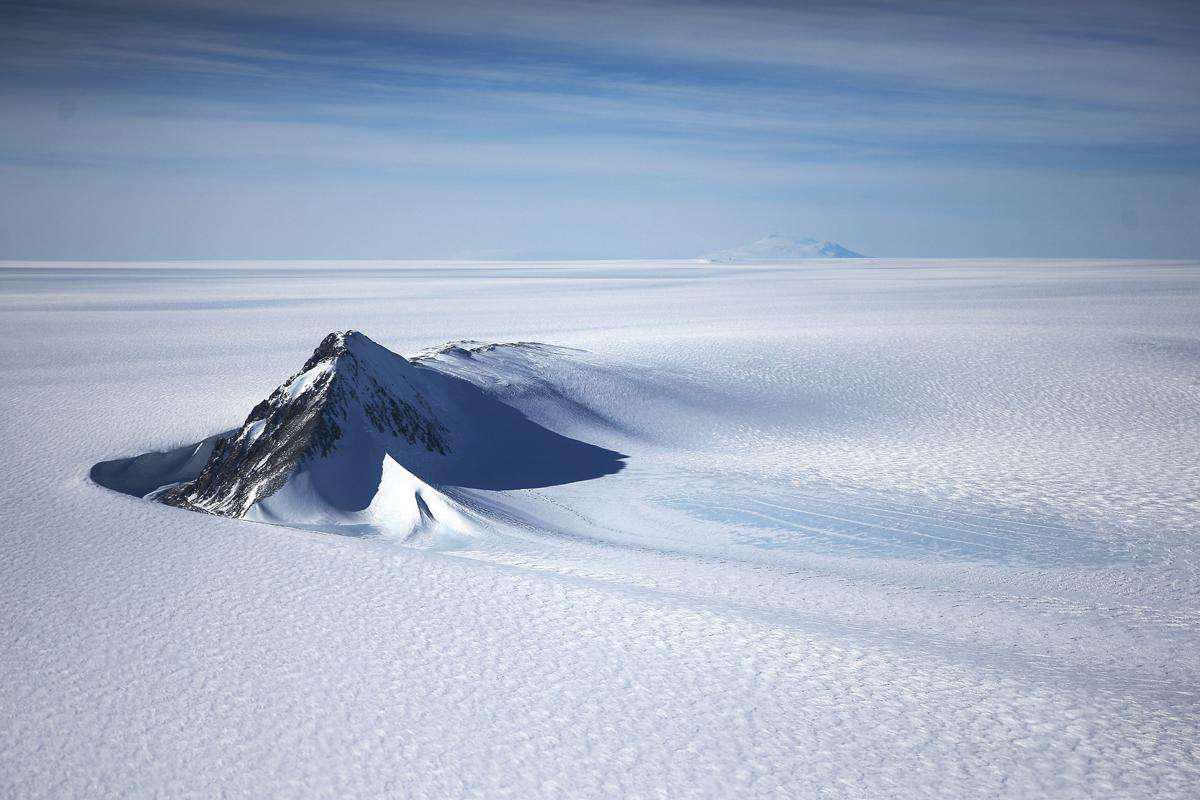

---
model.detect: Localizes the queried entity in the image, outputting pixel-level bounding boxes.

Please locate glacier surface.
[2,258,1198,798]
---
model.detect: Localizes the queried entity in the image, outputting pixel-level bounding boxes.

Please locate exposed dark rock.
[160,331,450,517]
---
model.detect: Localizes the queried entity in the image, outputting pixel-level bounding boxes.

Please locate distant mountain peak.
[706,235,865,261]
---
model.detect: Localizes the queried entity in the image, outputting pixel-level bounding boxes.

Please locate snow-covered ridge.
[707,234,865,261]
[412,338,577,362]
[97,331,626,542]
[160,331,450,518]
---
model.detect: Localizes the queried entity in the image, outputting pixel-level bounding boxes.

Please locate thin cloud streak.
[0,0,1198,258]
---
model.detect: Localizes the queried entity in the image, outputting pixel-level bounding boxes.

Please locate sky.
[1,0,1199,259]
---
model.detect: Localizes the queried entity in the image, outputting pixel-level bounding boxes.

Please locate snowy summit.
[109,330,625,541]
[706,234,865,262]
[159,331,453,523]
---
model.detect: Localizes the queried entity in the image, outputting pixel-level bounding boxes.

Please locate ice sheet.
[1,259,1198,798]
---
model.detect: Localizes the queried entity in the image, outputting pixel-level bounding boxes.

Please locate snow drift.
[92,331,626,540]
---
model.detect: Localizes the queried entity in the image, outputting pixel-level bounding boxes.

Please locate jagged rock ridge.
[145,331,627,538]
[160,331,450,517]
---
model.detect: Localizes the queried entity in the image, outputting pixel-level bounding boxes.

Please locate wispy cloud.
[1,0,1198,257]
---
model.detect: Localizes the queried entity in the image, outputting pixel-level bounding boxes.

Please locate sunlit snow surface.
[2,259,1198,797]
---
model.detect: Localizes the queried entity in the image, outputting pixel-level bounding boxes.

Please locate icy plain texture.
[1,259,1198,798]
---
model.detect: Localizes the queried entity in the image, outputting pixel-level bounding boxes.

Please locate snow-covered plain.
[1,258,1198,798]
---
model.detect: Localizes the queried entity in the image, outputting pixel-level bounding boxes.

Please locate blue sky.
[2,0,1199,258]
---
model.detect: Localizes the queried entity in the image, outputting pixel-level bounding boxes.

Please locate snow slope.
[2,258,1199,798]
[706,234,865,260]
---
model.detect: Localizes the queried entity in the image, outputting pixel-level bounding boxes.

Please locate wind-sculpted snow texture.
[3,258,1200,798]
